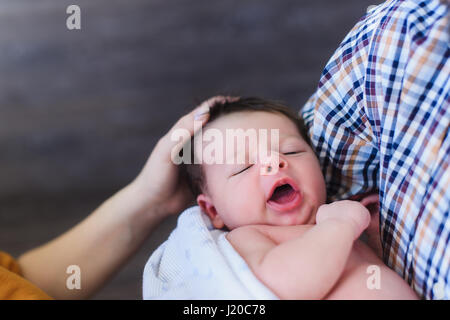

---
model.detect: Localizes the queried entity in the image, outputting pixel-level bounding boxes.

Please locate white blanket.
[142,206,278,299]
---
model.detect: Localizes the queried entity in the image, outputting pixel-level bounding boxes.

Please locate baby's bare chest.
[325,241,415,299]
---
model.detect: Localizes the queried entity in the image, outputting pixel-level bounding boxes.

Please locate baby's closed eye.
[283,151,303,155]
[231,164,254,176]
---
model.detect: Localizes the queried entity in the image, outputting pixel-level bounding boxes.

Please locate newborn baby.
[182,97,417,299]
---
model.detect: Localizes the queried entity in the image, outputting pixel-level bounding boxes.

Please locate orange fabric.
[0,251,52,300]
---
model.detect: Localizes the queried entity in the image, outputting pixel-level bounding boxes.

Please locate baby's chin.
[267,204,316,226]
[269,213,309,226]
[217,203,317,230]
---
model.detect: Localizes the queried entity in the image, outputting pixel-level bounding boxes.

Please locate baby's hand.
[315,200,370,240]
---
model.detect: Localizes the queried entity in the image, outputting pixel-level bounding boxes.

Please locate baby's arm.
[226,201,370,300]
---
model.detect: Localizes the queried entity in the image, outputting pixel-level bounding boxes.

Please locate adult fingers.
[170,95,238,136]
[167,96,239,159]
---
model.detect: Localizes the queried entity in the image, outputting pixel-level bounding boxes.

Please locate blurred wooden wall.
[0,0,376,299]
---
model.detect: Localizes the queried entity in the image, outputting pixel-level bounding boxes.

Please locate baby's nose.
[259,153,287,176]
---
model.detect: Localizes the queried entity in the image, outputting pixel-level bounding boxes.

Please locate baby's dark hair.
[180,97,311,198]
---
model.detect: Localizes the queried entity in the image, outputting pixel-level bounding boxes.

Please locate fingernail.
[194,105,210,120]
[225,96,240,103]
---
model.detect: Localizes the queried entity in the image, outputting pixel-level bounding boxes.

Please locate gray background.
[0,0,376,299]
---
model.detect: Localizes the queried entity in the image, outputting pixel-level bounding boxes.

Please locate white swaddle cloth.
[143,206,278,299]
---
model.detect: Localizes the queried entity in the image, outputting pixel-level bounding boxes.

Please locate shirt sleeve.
[0,251,52,300]
[301,0,449,299]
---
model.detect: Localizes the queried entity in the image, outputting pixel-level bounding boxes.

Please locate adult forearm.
[17,182,164,300]
[14,96,244,299]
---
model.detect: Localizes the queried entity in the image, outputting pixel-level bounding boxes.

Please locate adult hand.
[131,95,238,219]
[17,95,239,299]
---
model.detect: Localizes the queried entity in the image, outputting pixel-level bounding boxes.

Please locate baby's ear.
[197,194,224,229]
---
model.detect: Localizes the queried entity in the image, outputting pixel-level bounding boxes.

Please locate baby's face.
[196,111,326,230]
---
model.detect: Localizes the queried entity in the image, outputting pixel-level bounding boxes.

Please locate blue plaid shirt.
[301,0,449,299]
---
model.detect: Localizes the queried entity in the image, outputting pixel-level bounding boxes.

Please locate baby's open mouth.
[269,184,297,204]
[267,178,303,213]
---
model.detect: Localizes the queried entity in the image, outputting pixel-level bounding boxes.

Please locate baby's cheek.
[304,162,327,203]
[228,189,259,226]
